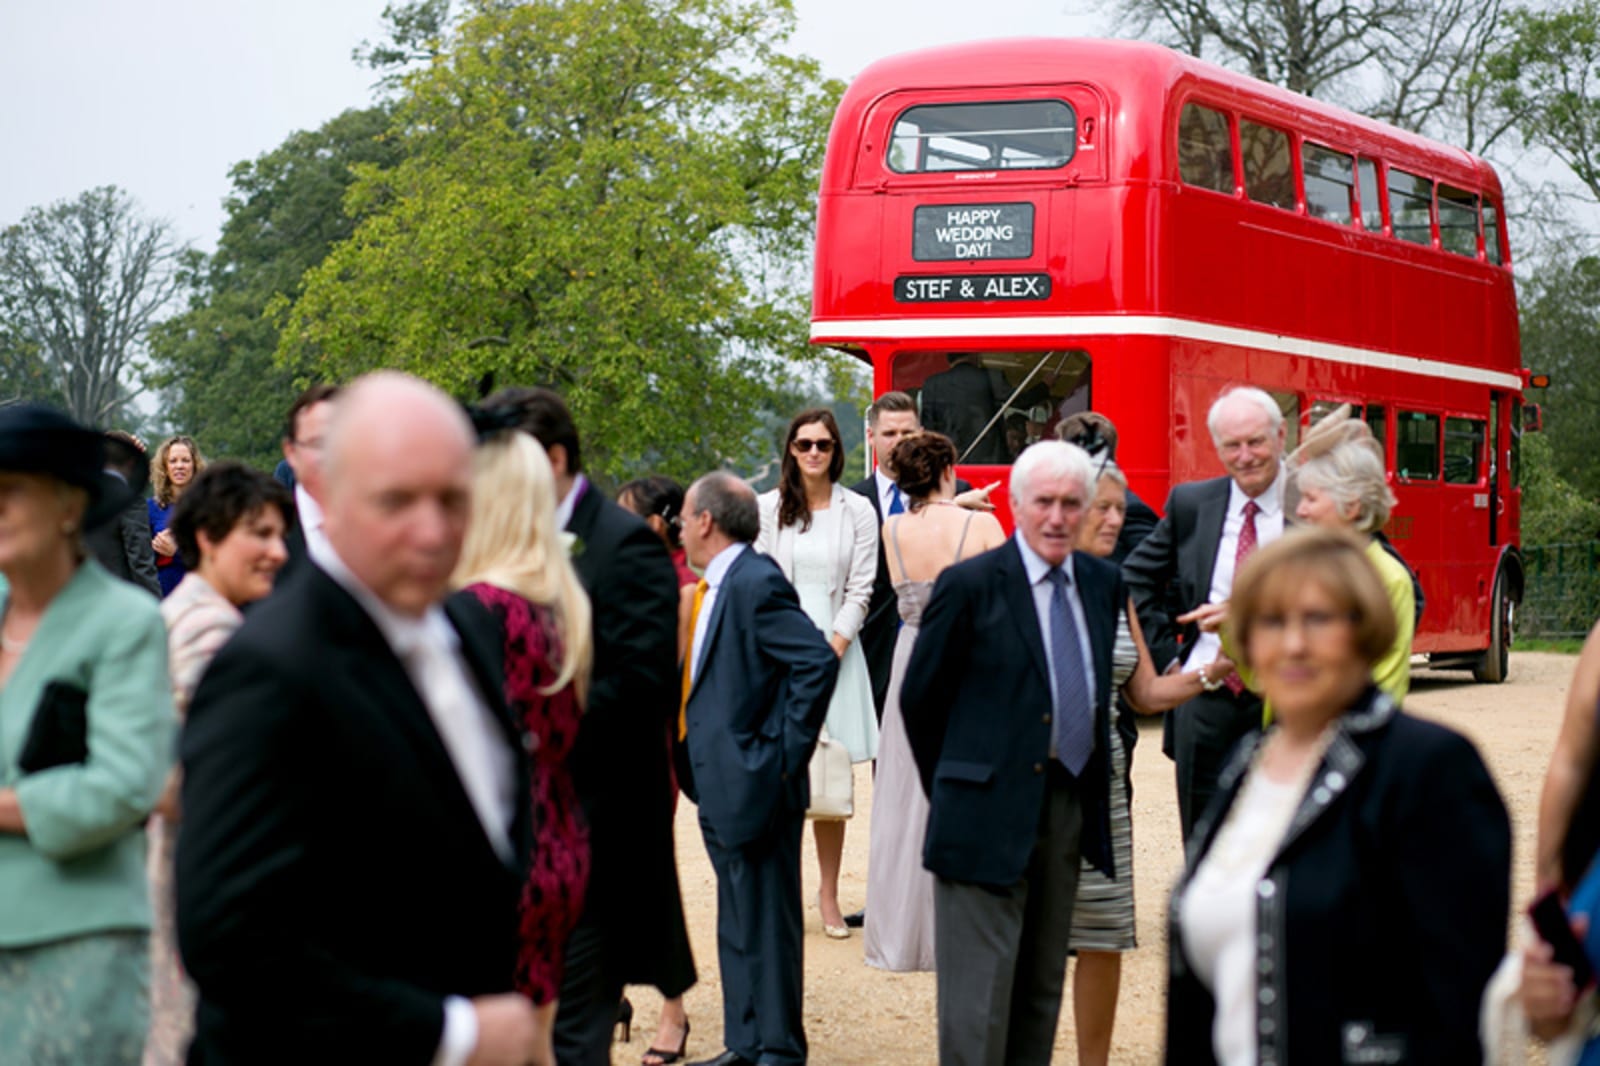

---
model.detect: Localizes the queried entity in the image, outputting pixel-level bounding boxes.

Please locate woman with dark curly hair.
[864,431,1004,971]
[147,435,205,597]
[146,461,292,1065]
[756,408,880,939]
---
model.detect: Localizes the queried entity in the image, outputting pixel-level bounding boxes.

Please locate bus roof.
[833,37,1500,193]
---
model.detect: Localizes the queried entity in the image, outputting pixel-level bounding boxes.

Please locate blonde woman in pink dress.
[145,463,290,1066]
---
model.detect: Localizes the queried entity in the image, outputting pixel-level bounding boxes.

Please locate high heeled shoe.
[818,895,851,939]
[642,1018,691,1065]
[614,995,634,1044]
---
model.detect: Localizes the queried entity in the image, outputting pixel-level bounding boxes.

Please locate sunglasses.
[792,438,835,453]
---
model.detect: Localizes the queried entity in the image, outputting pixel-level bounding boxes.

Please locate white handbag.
[806,727,854,820]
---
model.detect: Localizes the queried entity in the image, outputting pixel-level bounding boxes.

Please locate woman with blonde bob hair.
[1286,407,1415,700]
[1167,528,1510,1066]
[453,429,593,1066]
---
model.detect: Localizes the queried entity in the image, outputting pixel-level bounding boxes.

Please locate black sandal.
[641,1019,690,1065]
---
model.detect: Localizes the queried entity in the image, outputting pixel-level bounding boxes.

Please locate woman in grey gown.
[863,432,1004,971]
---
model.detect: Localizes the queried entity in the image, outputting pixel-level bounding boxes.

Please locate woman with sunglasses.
[757,409,879,939]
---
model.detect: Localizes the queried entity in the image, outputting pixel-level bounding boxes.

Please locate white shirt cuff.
[432,996,478,1066]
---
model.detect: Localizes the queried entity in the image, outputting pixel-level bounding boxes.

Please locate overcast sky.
[0,1,1102,250]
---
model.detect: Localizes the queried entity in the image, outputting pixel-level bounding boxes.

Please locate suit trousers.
[932,767,1083,1066]
[552,919,622,1066]
[699,810,807,1066]
[1167,686,1263,842]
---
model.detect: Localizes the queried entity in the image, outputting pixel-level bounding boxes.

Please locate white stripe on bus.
[809,314,1523,390]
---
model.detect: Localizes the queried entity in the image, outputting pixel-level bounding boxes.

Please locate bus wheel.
[1472,570,1513,684]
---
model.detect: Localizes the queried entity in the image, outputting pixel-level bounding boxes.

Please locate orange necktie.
[678,579,709,741]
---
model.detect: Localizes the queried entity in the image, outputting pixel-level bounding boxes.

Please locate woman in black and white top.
[1167,528,1511,1065]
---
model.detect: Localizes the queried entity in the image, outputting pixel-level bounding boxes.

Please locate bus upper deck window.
[1178,103,1234,193]
[1357,158,1382,232]
[1438,185,1479,258]
[1303,143,1356,225]
[888,100,1076,174]
[1482,199,1505,266]
[1239,119,1295,210]
[1388,169,1433,246]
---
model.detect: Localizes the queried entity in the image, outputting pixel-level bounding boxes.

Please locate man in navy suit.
[677,472,839,1066]
[902,441,1123,1066]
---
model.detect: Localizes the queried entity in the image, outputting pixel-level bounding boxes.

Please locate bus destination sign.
[913,203,1034,261]
[894,273,1052,303]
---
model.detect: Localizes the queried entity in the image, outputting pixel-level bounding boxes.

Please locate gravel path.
[620,652,1573,1065]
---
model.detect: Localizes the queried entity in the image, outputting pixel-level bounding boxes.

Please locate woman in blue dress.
[757,409,879,939]
[146,435,204,597]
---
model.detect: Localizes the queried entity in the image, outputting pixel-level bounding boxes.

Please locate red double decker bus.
[811,38,1527,680]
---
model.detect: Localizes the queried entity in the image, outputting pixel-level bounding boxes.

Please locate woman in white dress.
[757,409,880,938]
[862,432,1004,971]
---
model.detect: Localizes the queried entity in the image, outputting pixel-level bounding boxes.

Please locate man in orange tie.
[677,471,839,1066]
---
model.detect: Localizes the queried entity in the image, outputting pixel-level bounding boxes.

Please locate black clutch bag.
[16,681,90,773]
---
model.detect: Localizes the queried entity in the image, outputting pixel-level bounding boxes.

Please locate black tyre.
[1472,569,1512,684]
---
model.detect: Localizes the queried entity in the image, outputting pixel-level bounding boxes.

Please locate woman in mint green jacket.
[0,406,174,1064]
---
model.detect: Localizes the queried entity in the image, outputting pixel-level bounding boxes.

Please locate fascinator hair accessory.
[464,402,525,443]
[1290,403,1382,467]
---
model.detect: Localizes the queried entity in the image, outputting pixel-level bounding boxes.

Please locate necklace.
[0,632,27,654]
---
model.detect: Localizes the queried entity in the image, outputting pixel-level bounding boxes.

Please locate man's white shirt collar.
[1228,464,1286,518]
[307,535,456,656]
[555,473,589,532]
[1014,531,1077,587]
[702,542,746,589]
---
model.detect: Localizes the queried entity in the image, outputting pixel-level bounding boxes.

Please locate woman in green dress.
[0,405,174,1064]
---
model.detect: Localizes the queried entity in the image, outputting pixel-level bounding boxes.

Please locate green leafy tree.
[150,106,402,467]
[1484,0,1600,200]
[277,0,846,484]
[1522,431,1600,543]
[0,186,185,423]
[1518,252,1600,499]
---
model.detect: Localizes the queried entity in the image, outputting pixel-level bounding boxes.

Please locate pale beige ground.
[622,652,1574,1065]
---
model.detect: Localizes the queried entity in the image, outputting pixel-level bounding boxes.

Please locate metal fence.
[1522,542,1600,640]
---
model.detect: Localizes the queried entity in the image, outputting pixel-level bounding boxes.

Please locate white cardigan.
[756,484,879,643]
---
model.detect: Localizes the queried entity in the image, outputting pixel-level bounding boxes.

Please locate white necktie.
[399,628,516,863]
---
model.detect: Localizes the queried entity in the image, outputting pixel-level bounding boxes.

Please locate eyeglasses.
[792,438,835,454]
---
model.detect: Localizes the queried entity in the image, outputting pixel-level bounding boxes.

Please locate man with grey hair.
[677,471,838,1066]
[1122,384,1288,841]
[178,372,539,1065]
[902,440,1125,1066]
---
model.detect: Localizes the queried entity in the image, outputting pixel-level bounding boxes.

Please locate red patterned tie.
[1223,500,1260,696]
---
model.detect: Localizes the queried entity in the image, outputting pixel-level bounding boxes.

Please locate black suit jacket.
[1167,691,1510,1065]
[1121,475,1234,673]
[563,484,691,987]
[176,563,530,1065]
[679,547,839,847]
[901,540,1120,886]
[1113,486,1160,567]
[850,473,971,715]
[85,495,160,596]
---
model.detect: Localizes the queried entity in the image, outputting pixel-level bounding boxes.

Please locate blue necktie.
[888,483,905,516]
[1047,566,1094,775]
